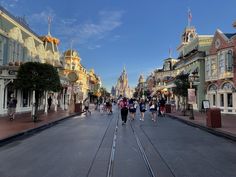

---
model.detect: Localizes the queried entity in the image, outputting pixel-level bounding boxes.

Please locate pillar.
[44,91,48,114]
[0,80,4,114]
[224,93,227,113]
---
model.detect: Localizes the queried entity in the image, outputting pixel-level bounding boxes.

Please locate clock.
[68,71,78,82]
[215,38,221,49]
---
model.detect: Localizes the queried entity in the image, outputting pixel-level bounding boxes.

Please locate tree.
[100,87,110,98]
[172,73,189,115]
[14,62,62,121]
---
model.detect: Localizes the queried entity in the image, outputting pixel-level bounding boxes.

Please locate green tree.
[14,62,62,121]
[172,73,189,115]
[100,87,110,97]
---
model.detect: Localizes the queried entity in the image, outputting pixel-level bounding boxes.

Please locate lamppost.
[188,73,197,120]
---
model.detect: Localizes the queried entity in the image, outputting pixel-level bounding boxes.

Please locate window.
[213,94,216,106]
[218,53,225,75]
[220,94,224,107]
[226,50,233,72]
[222,82,233,90]
[206,59,210,77]
[209,84,217,91]
[227,93,233,107]
[211,58,217,77]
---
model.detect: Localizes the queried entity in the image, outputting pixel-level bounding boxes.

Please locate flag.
[188,9,192,22]
[169,48,172,57]
[48,16,52,24]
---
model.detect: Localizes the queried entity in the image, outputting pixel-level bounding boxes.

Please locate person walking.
[149,99,158,122]
[128,98,136,120]
[83,98,91,115]
[48,96,52,110]
[159,96,166,117]
[119,97,128,125]
[139,98,146,121]
[7,96,17,120]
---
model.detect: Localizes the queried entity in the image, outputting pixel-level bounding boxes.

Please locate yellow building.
[62,49,101,103]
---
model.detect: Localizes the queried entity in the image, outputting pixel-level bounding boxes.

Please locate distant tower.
[115,67,131,98]
[40,16,61,67]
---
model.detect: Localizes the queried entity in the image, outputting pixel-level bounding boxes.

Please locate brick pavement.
[0,109,75,143]
[167,109,236,140]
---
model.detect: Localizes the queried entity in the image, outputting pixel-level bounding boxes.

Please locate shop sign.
[188,88,196,104]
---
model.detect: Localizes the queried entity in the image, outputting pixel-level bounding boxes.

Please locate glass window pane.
[227,93,233,107]
[220,94,224,107]
[213,94,216,106]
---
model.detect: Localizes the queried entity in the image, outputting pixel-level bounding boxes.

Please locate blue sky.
[1,0,236,91]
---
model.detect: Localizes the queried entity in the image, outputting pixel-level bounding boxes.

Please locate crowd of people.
[80,95,168,124]
[117,96,167,125]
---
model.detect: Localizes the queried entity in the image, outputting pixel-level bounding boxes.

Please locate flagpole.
[48,16,51,36]
[188,8,192,27]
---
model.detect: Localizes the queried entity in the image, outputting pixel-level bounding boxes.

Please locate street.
[0,106,236,177]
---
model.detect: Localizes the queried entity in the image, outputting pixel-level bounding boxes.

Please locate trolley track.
[86,111,117,177]
[129,122,156,177]
[87,109,175,177]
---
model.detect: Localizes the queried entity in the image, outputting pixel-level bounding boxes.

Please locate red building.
[205,25,236,114]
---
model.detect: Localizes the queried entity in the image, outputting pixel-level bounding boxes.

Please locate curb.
[0,113,80,146]
[167,114,236,142]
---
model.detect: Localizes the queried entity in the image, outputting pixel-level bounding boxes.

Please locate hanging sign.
[188,88,196,104]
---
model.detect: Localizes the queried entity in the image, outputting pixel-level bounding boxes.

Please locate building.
[205,27,236,113]
[0,5,102,115]
[0,6,61,115]
[62,49,101,104]
[146,25,213,111]
[174,26,213,110]
[114,67,133,98]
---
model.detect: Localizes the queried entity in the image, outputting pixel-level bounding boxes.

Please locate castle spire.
[123,65,126,73]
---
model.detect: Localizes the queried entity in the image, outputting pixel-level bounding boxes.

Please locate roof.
[224,33,236,39]
[0,5,40,38]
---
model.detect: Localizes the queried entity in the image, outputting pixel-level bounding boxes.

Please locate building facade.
[0,6,61,115]
[0,6,102,115]
[205,29,236,113]
[147,26,213,111]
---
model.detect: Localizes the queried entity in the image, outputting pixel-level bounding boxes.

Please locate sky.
[1,0,236,91]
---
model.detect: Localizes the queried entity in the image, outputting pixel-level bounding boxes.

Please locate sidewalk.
[0,109,77,144]
[166,109,236,141]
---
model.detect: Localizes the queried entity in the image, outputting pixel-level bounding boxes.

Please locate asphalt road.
[0,106,236,177]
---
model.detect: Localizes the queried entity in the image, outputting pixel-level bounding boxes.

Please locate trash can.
[75,103,82,114]
[206,108,221,128]
[165,104,171,113]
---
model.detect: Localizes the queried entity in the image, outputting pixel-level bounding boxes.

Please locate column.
[44,91,48,114]
[233,93,236,113]
[224,93,227,113]
[216,93,221,108]
[54,92,58,112]
[0,80,4,114]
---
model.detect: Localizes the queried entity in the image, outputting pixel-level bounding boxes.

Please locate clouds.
[28,7,55,25]
[26,8,124,50]
[0,0,19,9]
[57,10,124,49]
